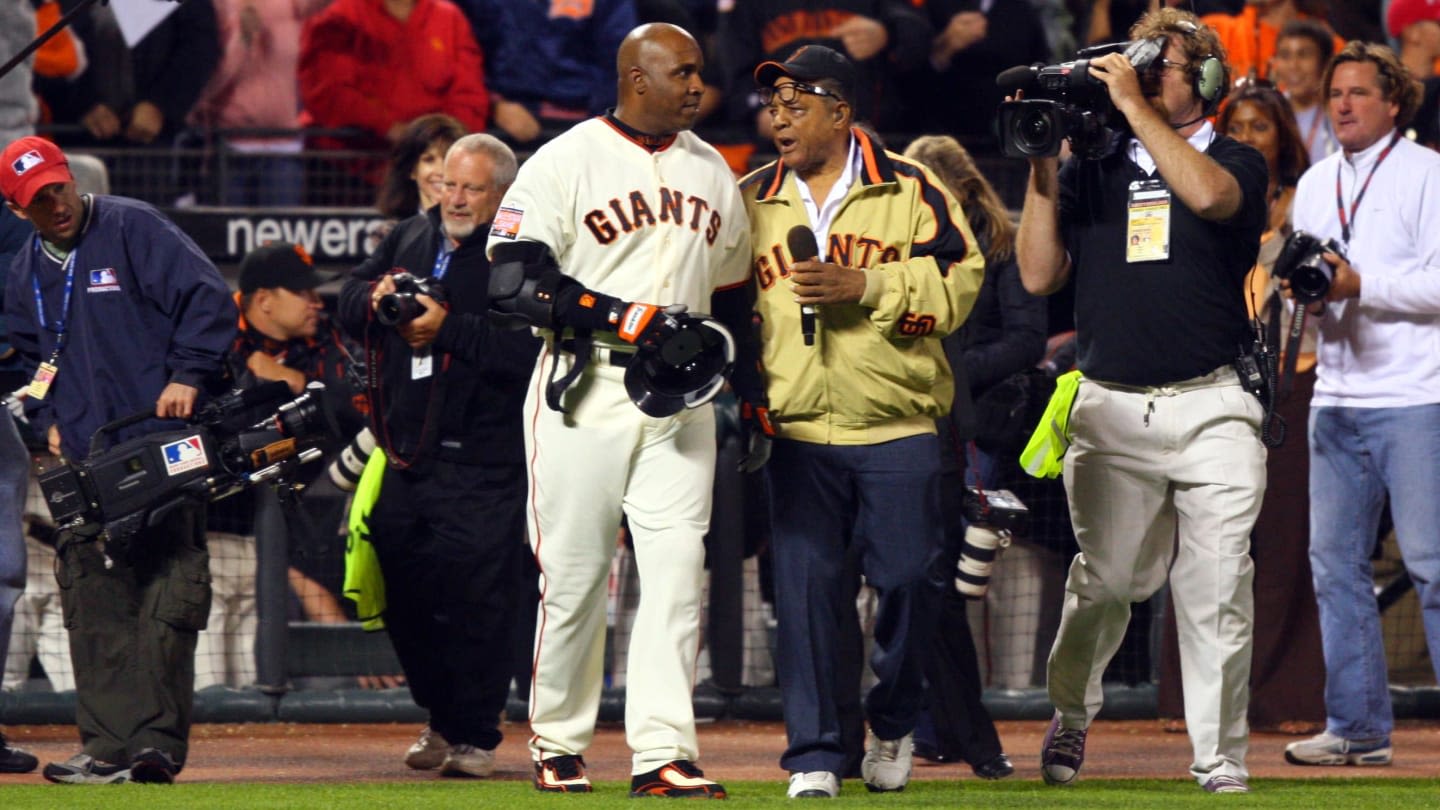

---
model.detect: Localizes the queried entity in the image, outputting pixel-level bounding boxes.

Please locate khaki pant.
[1048,369,1265,784]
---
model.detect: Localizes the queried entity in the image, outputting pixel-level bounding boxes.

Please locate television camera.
[38,380,340,547]
[996,37,1165,159]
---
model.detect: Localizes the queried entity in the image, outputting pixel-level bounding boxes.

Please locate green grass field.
[0,778,1434,808]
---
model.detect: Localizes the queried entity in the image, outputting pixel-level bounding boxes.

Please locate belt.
[558,339,636,368]
[1092,365,1239,395]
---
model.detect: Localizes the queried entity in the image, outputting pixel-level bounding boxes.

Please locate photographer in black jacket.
[334,133,539,778]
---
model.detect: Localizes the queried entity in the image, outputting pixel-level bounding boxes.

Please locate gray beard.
[443,219,474,242]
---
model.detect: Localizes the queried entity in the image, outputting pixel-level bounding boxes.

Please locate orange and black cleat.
[534,754,593,793]
[629,760,727,799]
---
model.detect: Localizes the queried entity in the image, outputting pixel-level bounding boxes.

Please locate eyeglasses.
[1156,58,1191,73]
[757,81,840,106]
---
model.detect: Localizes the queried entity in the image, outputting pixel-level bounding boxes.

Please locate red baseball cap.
[0,136,74,209]
[1387,0,1440,38]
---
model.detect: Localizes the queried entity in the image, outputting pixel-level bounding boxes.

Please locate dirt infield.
[3,719,1439,785]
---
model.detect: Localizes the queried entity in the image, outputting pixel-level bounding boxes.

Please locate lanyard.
[1335,130,1401,244]
[431,245,452,281]
[30,243,78,356]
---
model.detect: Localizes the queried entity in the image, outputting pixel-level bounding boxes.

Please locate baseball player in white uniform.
[485,23,755,798]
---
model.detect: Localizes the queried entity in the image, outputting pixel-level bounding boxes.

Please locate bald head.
[613,23,706,137]
[616,22,697,76]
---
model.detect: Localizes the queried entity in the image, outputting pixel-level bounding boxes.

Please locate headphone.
[1175,20,1226,114]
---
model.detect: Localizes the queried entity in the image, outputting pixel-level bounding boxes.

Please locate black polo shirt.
[1059,133,1268,386]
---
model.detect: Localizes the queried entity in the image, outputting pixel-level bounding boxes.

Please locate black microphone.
[996,64,1040,93]
[786,225,819,347]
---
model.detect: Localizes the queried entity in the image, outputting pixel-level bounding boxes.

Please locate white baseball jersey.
[487,116,751,775]
[488,117,751,314]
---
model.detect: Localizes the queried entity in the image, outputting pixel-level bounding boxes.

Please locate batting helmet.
[625,314,736,418]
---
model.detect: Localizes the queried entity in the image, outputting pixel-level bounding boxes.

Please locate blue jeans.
[767,435,943,775]
[0,415,26,668]
[1309,404,1440,740]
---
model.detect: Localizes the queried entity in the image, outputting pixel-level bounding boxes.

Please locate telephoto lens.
[955,524,1012,599]
[328,427,377,492]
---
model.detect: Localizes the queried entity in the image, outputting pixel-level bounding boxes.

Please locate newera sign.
[164,208,389,266]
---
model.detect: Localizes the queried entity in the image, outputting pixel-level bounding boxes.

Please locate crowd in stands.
[7,1,1436,178]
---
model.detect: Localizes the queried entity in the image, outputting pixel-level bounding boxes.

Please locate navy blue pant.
[767,435,943,775]
[370,459,526,750]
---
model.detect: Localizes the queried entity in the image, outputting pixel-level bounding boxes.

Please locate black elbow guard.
[489,241,576,329]
[489,240,628,333]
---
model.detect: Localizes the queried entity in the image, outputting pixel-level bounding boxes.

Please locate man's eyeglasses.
[1156,58,1191,74]
[757,81,840,106]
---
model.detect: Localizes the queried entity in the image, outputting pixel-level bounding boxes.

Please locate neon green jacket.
[344,450,388,631]
[1021,370,1083,479]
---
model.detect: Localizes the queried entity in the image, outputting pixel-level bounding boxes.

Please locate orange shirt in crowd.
[1202,5,1344,82]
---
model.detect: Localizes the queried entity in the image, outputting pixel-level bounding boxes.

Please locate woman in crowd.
[1159,80,1325,735]
[900,134,1048,780]
[375,113,468,219]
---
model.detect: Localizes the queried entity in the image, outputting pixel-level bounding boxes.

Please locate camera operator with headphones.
[1,136,236,785]
[1014,9,1269,794]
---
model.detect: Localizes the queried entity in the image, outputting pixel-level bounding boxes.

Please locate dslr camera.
[376,272,446,326]
[955,487,1029,599]
[38,381,339,546]
[997,37,1164,159]
[1273,230,1345,304]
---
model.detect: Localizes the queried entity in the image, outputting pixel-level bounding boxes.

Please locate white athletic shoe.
[1284,731,1392,766]
[404,725,449,770]
[439,744,496,778]
[787,771,839,798]
[860,731,913,792]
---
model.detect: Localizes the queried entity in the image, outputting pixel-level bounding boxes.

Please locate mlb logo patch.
[161,435,208,476]
[87,268,120,292]
[11,150,43,175]
[492,206,524,240]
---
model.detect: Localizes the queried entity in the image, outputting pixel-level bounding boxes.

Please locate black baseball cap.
[239,242,325,294]
[754,45,857,104]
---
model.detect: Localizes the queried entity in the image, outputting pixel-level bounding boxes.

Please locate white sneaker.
[860,731,913,792]
[403,725,449,770]
[439,744,496,778]
[1284,731,1392,766]
[787,771,839,798]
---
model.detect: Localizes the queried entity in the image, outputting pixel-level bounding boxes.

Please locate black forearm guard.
[489,240,627,332]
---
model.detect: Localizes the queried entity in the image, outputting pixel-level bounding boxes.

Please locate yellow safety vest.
[343,450,388,631]
[1020,370,1083,479]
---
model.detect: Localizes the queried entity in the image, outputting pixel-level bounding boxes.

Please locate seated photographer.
[1013,9,1268,793]
[334,133,538,779]
[1282,42,1440,769]
[198,241,366,690]
[1,136,237,784]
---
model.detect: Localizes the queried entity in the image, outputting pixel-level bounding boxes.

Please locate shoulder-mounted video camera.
[38,380,341,545]
[997,37,1165,160]
[377,272,446,326]
[1273,230,1344,305]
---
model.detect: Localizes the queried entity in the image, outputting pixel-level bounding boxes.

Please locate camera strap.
[1335,130,1401,244]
